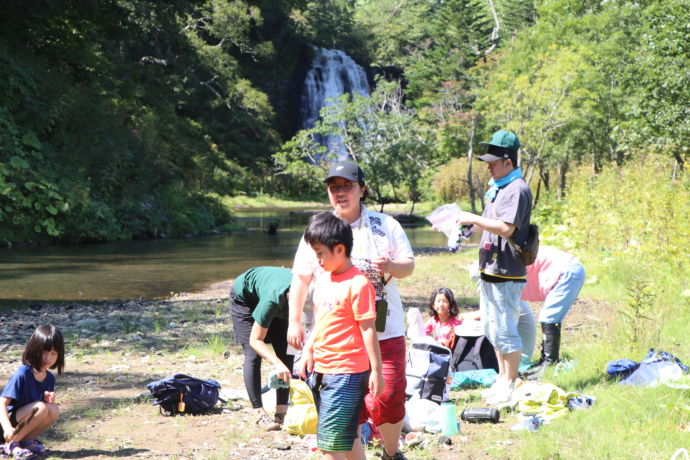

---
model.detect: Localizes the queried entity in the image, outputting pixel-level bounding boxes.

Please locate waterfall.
[299,47,370,159]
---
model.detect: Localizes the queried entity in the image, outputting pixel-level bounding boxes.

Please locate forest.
[0,0,688,245]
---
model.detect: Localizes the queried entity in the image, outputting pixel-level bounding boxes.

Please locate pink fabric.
[424,316,463,349]
[521,246,575,301]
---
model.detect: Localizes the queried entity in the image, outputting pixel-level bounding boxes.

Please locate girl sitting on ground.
[1,324,64,458]
[424,287,463,349]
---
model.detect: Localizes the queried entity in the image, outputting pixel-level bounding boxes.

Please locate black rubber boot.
[542,322,562,365]
[521,323,562,379]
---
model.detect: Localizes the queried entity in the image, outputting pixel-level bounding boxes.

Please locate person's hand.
[274,362,291,383]
[2,422,14,442]
[457,211,476,227]
[287,322,305,350]
[371,256,391,274]
[44,391,56,403]
[459,311,482,322]
[297,350,314,379]
[369,369,384,398]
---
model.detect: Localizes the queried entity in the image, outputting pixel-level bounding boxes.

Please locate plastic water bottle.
[460,407,500,424]
[440,402,459,436]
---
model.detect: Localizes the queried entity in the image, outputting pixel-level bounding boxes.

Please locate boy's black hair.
[488,145,518,168]
[428,287,459,319]
[22,324,65,375]
[304,211,353,257]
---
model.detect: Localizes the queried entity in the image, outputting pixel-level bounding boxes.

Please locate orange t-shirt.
[312,265,377,374]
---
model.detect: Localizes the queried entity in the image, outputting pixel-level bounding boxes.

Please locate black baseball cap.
[323,161,365,184]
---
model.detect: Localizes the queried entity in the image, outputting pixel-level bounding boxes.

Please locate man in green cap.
[458,129,533,405]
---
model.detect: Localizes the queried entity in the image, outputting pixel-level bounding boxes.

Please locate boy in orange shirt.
[298,211,383,460]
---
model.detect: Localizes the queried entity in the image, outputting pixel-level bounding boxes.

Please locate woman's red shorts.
[360,335,406,425]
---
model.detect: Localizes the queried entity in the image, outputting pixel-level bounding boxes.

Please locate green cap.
[479,130,521,152]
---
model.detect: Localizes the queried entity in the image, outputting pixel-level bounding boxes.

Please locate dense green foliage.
[276,80,443,211]
[537,155,690,343]
[1,0,688,246]
[0,0,319,244]
[278,0,688,208]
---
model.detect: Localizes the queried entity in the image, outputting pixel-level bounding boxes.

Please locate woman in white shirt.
[288,161,414,460]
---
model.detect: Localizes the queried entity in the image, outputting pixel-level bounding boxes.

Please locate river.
[0,209,447,307]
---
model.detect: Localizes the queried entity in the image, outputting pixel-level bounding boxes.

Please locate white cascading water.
[300,47,370,159]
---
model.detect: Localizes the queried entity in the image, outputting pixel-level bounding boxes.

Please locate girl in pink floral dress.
[424,287,463,349]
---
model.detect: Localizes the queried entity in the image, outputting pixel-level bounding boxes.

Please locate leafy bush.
[431,157,490,205]
[552,155,689,351]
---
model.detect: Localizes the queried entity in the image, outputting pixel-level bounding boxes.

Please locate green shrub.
[553,154,689,351]
[431,157,490,204]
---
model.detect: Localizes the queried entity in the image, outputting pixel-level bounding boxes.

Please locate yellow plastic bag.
[283,379,318,436]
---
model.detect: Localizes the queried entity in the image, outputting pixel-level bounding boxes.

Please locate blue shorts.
[480,280,525,354]
[539,259,586,324]
[313,371,368,452]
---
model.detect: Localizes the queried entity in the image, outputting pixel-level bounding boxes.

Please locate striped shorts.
[314,371,369,452]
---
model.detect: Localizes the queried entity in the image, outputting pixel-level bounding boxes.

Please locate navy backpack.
[146,374,221,416]
[405,340,453,403]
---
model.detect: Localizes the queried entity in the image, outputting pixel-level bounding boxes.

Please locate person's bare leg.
[495,348,505,380]
[323,452,346,460]
[503,350,522,383]
[379,420,403,456]
[14,402,58,441]
[346,438,366,460]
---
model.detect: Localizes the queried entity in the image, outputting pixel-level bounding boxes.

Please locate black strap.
[471,336,487,369]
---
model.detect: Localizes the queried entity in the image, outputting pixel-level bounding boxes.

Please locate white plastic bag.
[406,308,426,340]
[426,203,463,251]
[403,398,444,433]
[619,361,684,387]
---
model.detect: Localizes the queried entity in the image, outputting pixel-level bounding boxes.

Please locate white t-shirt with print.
[292,207,414,341]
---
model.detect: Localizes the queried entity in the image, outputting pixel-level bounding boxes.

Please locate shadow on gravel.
[48,448,149,458]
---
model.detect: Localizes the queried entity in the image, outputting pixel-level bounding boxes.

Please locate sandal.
[2,442,36,459]
[19,440,47,455]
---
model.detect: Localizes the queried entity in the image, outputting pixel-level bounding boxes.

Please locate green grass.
[179,334,229,358]
[514,384,689,459]
[405,249,690,459]
[205,334,228,355]
[213,193,327,210]
[213,193,445,218]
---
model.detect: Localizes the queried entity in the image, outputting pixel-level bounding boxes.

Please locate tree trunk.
[557,159,568,200]
[467,116,478,214]
[539,167,550,192]
[673,152,685,180]
[476,173,486,211]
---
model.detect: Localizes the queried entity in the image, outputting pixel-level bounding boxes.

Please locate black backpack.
[509,223,540,266]
[146,374,221,416]
[450,335,500,373]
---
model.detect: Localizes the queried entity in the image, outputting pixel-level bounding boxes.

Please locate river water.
[0,209,447,306]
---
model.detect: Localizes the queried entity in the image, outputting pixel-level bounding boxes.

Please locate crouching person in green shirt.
[230,266,293,431]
